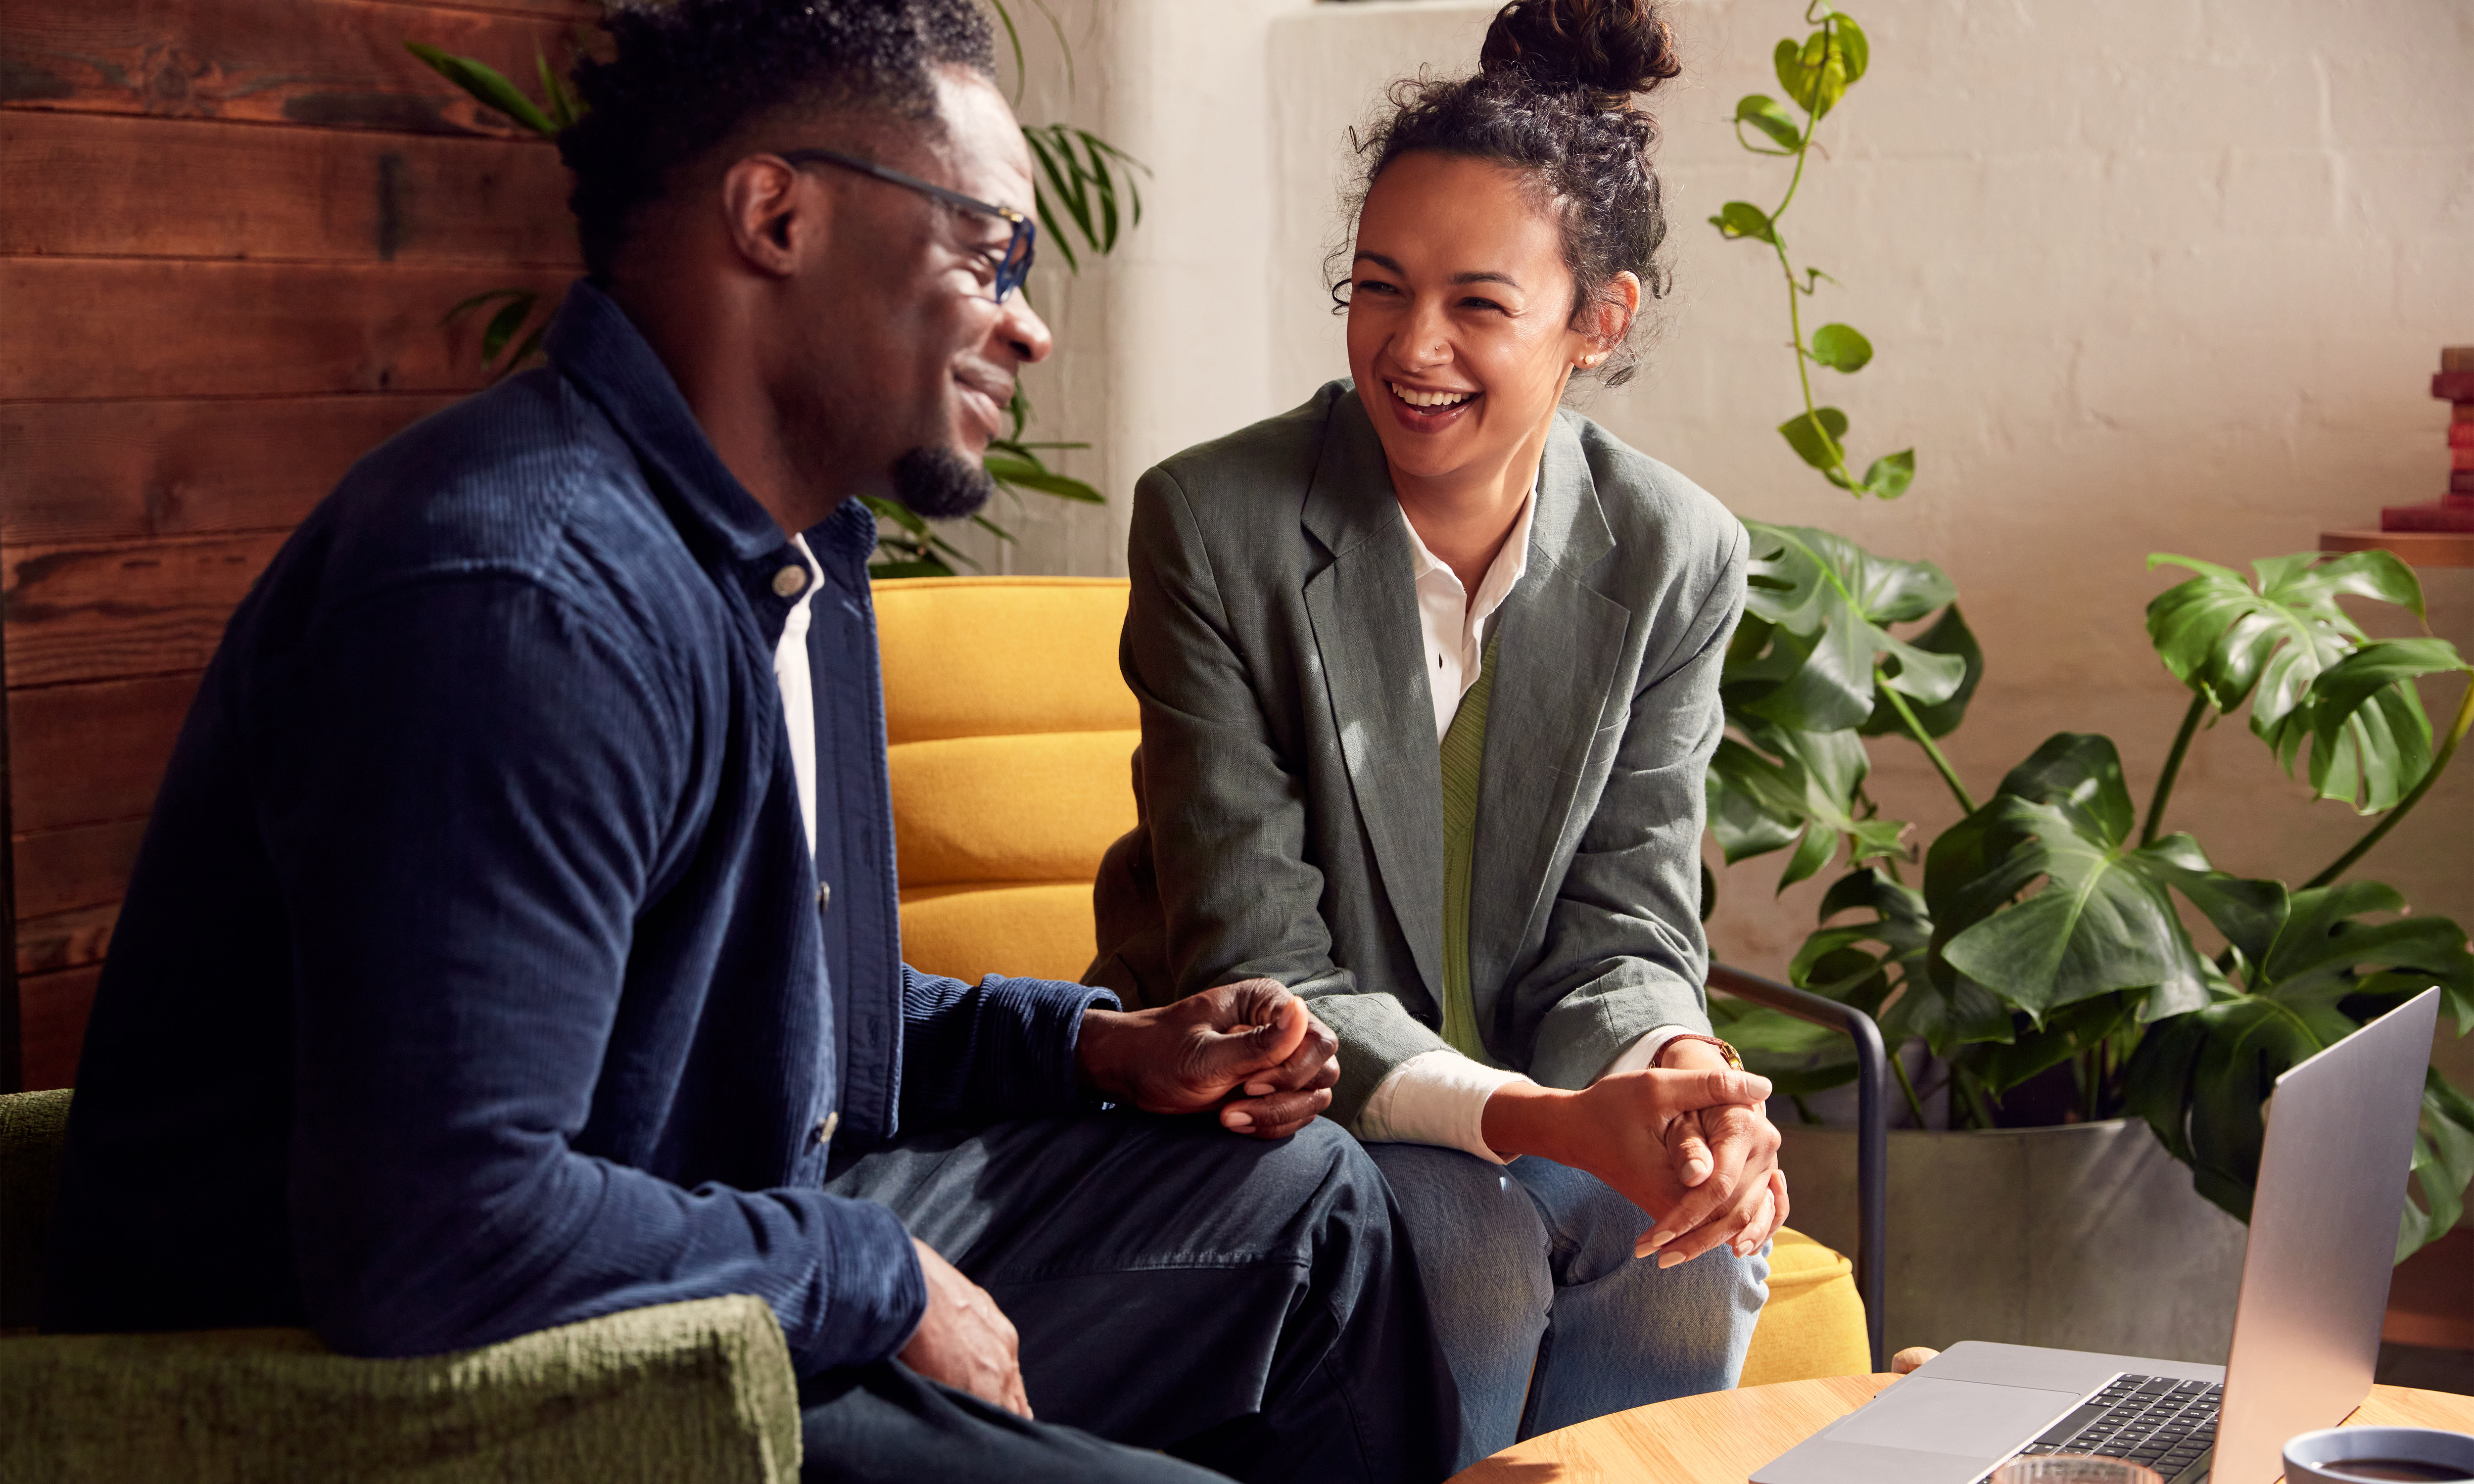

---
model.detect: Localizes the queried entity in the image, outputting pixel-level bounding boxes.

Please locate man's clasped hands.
[902,979,1786,1417]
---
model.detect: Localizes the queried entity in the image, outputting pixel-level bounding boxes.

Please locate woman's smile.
[1383,377,1482,433]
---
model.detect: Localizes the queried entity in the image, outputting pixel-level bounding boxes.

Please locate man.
[43,1,1779,1479]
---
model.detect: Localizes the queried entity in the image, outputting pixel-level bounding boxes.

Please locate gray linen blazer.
[1088,380,1750,1127]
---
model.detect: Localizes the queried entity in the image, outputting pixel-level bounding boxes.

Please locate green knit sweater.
[1437,639,1500,1066]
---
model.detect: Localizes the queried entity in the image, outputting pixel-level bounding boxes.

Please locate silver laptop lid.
[2211,986,2438,1484]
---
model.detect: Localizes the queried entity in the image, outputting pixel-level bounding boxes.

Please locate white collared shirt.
[772,534,827,857]
[1401,490,1536,742]
[1355,490,1687,1162]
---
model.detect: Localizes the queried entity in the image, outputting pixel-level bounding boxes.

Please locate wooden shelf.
[2321,529,2474,567]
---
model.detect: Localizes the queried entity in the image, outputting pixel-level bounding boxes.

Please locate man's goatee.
[892,445,996,520]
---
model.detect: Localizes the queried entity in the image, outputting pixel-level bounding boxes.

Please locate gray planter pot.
[1778,1117,2249,1363]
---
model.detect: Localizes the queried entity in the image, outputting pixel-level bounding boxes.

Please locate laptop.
[1754,987,2441,1484]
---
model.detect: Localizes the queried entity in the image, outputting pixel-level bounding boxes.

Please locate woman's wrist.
[1654,1037,1737,1073]
[1479,1080,1580,1163]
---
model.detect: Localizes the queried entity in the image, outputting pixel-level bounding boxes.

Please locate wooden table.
[1449,1374,2474,1483]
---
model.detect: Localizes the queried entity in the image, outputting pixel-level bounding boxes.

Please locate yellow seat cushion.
[898,883,1107,987]
[889,731,1139,889]
[874,577,1137,744]
[874,578,1136,985]
[1738,1228,1872,1384]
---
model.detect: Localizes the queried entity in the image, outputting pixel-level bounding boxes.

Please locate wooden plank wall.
[1,0,589,1088]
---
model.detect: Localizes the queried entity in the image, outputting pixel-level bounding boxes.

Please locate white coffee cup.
[2282,1426,2474,1484]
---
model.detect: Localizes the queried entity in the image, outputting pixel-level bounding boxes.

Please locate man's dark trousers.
[801,1113,1457,1483]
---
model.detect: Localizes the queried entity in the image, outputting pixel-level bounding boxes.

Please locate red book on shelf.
[2383,501,2474,533]
[2452,421,2474,447]
[2455,447,2474,470]
[2440,371,2474,401]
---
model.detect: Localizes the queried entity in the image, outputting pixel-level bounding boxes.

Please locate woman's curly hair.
[1331,0,1681,387]
[559,0,996,281]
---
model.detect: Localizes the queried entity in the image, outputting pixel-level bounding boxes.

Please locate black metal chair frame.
[1708,963,1889,1374]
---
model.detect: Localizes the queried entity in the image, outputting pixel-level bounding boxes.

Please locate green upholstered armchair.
[0,1088,804,1483]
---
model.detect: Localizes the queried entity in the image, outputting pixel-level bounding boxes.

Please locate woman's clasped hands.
[1480,1046,1789,1270]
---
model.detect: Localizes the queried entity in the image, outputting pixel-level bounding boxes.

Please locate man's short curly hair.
[559,0,997,281]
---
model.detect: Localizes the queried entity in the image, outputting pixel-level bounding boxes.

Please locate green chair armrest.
[0,1293,801,1484]
[1,1087,74,1331]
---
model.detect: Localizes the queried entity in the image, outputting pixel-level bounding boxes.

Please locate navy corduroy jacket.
[41,282,1113,1374]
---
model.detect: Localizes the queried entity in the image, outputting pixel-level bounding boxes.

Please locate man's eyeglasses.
[776,146,1036,304]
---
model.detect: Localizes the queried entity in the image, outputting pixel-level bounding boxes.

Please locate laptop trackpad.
[1828,1377,2085,1458]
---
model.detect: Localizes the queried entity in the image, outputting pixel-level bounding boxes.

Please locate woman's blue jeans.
[1366,1142,1769,1470]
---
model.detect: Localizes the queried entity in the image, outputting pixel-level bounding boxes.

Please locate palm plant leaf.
[1021,123,1147,272]
[406,42,557,137]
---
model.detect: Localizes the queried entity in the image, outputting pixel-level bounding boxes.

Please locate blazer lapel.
[1468,413,1633,1019]
[1300,390,1448,1008]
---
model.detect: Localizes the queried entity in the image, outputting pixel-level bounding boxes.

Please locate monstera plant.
[1703,4,2474,1261]
[1707,536,2474,1261]
[406,0,1137,576]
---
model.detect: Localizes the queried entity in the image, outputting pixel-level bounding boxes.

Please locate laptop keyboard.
[2015,1373,2221,1477]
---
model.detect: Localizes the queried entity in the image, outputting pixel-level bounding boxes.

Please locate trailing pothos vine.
[407,0,1141,576]
[1702,4,2474,1261]
[1709,2,1912,502]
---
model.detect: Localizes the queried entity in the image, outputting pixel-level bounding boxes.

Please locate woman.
[1088,0,1786,1466]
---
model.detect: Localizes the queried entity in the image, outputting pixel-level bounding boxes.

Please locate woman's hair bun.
[1479,0,1679,104]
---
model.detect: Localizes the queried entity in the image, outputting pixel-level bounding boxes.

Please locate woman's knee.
[1363,1143,1552,1313]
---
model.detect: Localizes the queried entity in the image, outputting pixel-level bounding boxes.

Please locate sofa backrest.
[872,577,1138,985]
[1,1087,73,1331]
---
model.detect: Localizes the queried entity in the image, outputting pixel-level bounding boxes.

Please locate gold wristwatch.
[1654,1033,1744,1071]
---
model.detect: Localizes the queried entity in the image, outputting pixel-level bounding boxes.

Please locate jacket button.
[772,564,809,598]
[812,1112,839,1147]
[815,881,831,911]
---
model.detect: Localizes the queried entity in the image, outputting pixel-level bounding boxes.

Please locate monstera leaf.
[1729,522,1967,733]
[1926,733,2217,1025]
[1857,603,1982,740]
[2121,992,2327,1223]
[2122,874,2474,1252]
[2284,638,2467,813]
[2224,880,2474,1027]
[1791,867,1930,1012]
[2406,1072,2474,1259]
[1705,719,1907,890]
[1788,866,2017,1060]
[2146,552,2446,811]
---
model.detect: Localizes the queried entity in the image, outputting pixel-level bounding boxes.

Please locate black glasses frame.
[775,146,1036,303]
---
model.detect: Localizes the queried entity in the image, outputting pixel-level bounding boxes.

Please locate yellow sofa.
[873,575,1872,1385]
